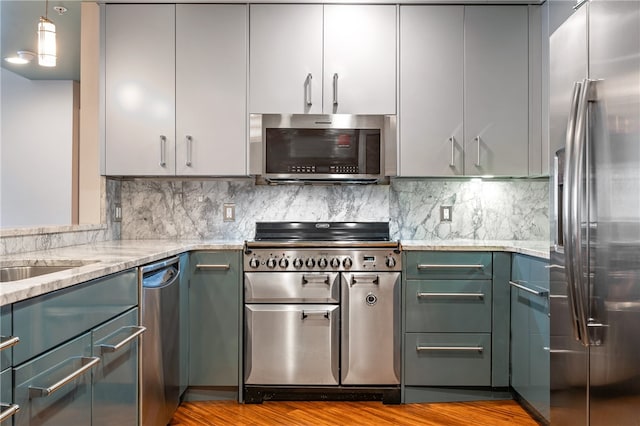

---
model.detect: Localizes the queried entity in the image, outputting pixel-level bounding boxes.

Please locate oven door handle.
[301,310,330,320]
[350,274,379,285]
[302,275,330,285]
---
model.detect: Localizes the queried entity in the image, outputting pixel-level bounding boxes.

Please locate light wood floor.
[169,400,539,425]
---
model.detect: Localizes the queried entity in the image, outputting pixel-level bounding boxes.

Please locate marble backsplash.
[0,178,121,255]
[120,178,549,241]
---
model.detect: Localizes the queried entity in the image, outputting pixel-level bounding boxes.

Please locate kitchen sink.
[0,262,95,283]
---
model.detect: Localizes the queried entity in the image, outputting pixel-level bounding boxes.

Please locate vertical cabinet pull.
[159,135,167,167]
[332,73,339,105]
[474,136,481,167]
[305,73,313,106]
[449,137,455,167]
[185,135,193,167]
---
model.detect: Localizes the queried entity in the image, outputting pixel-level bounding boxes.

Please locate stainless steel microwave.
[249,114,397,184]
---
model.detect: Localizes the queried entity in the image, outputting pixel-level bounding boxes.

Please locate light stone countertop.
[1,239,549,306]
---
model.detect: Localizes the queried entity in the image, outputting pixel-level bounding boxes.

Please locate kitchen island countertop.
[1,239,549,305]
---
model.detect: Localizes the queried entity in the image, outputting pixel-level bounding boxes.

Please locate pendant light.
[37,0,56,67]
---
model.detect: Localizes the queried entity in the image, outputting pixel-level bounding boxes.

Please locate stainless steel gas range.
[243,222,401,403]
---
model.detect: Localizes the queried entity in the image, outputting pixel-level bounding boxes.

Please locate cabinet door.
[323,5,397,114]
[399,6,464,176]
[92,309,140,426]
[189,251,241,387]
[464,6,528,176]
[105,4,176,175]
[249,4,323,114]
[176,5,247,176]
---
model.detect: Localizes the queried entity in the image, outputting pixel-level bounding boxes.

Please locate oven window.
[265,128,380,174]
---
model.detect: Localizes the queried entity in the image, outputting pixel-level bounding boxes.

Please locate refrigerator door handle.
[570,78,596,346]
[563,80,586,344]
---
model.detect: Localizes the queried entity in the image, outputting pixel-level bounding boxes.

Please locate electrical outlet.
[440,205,452,222]
[223,203,236,222]
[113,203,122,222]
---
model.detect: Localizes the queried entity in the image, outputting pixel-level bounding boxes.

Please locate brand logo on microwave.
[315,223,330,229]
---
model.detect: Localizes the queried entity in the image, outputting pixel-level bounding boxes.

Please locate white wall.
[0,68,75,227]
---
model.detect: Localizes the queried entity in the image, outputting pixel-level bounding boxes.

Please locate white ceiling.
[1,0,81,81]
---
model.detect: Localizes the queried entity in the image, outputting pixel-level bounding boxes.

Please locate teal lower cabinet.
[1,368,18,424]
[179,253,190,397]
[186,251,241,401]
[1,305,13,371]
[402,251,511,403]
[92,308,141,426]
[13,333,95,426]
[510,254,550,422]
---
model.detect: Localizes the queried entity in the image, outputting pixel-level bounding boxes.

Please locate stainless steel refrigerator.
[549,0,640,425]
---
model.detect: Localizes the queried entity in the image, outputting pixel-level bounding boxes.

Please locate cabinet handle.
[0,404,20,423]
[28,356,100,398]
[475,136,481,167]
[302,275,330,285]
[351,274,379,285]
[417,292,484,300]
[416,345,484,353]
[545,264,565,270]
[185,135,193,167]
[305,73,313,106]
[417,264,485,270]
[97,326,146,353]
[332,73,339,106]
[159,135,167,167]
[509,280,549,298]
[449,137,456,167]
[0,335,19,352]
[301,310,330,320]
[196,264,230,271]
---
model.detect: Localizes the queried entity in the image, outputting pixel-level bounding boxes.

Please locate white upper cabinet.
[464,6,529,176]
[400,6,464,176]
[175,4,247,176]
[323,5,396,115]
[105,4,247,176]
[249,4,396,115]
[399,5,529,177]
[105,4,176,176]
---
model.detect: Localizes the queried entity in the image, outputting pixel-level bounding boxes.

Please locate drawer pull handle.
[301,310,330,320]
[351,275,379,285]
[0,336,19,352]
[28,356,100,398]
[416,345,484,353]
[509,280,549,298]
[98,326,146,353]
[0,404,20,422]
[196,264,230,271]
[417,264,485,270]
[417,292,484,300]
[302,275,330,285]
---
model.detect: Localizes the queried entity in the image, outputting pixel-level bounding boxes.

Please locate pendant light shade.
[38,16,56,67]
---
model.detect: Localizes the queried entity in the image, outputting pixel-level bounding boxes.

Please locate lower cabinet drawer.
[13,333,96,426]
[404,333,492,386]
[405,280,492,333]
[1,368,18,424]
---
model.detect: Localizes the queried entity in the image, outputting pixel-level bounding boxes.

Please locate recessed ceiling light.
[4,50,36,65]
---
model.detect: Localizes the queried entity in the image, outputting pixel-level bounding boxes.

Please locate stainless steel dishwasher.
[140,257,180,426]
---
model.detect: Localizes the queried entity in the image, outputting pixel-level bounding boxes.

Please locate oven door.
[244,272,340,303]
[244,304,340,385]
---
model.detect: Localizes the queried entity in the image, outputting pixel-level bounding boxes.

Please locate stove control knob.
[318,258,328,268]
[266,258,277,269]
[306,258,316,268]
[249,258,260,269]
[385,256,397,268]
[343,257,353,269]
[279,258,289,268]
[293,258,304,269]
[330,258,340,268]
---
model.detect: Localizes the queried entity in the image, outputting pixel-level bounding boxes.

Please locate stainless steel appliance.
[243,222,401,403]
[140,257,181,426]
[550,1,640,424]
[249,114,397,184]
